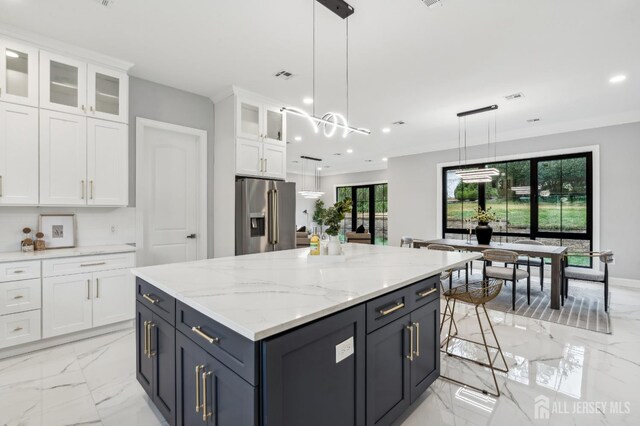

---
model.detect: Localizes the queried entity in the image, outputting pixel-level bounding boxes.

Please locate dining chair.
[425,243,470,288]
[483,249,530,310]
[563,250,614,312]
[400,236,414,248]
[512,239,545,291]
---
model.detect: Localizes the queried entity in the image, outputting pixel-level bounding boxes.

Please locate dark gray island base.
[135,275,441,426]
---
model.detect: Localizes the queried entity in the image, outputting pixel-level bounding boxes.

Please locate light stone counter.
[0,244,136,263]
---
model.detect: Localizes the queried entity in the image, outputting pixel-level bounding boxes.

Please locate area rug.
[448,273,612,334]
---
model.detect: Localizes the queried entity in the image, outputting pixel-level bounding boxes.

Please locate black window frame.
[442,152,593,265]
[336,183,388,245]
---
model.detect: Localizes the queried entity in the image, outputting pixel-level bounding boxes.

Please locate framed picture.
[39,214,76,249]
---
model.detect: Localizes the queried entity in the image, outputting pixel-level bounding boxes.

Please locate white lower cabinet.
[42,267,134,338]
[0,309,41,349]
[0,278,41,315]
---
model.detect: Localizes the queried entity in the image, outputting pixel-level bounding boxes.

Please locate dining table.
[413,238,568,310]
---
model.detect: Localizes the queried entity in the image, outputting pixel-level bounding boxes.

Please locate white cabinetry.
[0,40,39,107]
[42,253,135,338]
[0,103,39,205]
[40,52,128,124]
[40,110,128,206]
[0,260,42,349]
[262,143,287,179]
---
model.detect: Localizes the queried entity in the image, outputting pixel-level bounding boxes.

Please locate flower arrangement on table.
[470,206,497,225]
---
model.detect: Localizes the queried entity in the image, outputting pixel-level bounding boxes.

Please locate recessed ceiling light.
[382,157,388,162]
[303,97,313,104]
[347,149,353,154]
[294,136,302,141]
[609,75,627,84]
[317,167,322,171]
[5,50,19,58]
[382,127,391,133]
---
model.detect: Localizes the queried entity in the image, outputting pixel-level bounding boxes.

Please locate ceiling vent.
[504,92,525,100]
[527,118,541,123]
[274,70,295,80]
[93,0,116,7]
[421,0,442,8]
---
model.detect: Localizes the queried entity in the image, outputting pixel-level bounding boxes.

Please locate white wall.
[287,172,317,230]
[388,122,640,280]
[319,169,389,203]
[0,207,135,252]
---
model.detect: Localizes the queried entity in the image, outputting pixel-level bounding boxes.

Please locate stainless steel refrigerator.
[235,178,296,255]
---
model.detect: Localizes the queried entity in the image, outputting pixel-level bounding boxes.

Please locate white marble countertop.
[0,244,136,263]
[132,244,481,341]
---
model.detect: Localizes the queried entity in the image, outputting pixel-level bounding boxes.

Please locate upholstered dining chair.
[400,236,414,248]
[425,244,470,288]
[512,239,545,291]
[563,250,614,312]
[483,249,530,310]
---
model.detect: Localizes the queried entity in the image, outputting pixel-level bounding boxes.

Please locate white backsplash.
[0,207,136,253]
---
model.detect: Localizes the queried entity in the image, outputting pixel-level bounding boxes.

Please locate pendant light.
[298,156,325,199]
[455,105,499,182]
[281,0,370,137]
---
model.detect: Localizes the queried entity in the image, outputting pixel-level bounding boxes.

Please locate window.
[336,183,388,245]
[442,153,592,266]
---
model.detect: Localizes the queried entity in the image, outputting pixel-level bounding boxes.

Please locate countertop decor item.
[39,214,76,249]
[34,232,46,251]
[21,227,34,252]
[471,207,497,245]
[324,198,352,255]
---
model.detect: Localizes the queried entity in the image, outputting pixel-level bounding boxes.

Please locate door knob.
[187,234,196,239]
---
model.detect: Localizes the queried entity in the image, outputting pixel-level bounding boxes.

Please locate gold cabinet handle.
[13,326,23,332]
[143,320,149,356]
[80,262,107,267]
[379,302,405,316]
[195,365,204,413]
[13,270,25,274]
[142,293,158,304]
[264,158,268,173]
[81,104,86,112]
[414,322,420,357]
[202,371,213,421]
[14,295,24,300]
[81,180,85,199]
[148,323,156,358]
[191,326,219,344]
[90,106,95,114]
[96,278,100,298]
[406,324,414,361]
[0,175,3,197]
[87,279,91,300]
[90,180,94,200]
[417,288,438,298]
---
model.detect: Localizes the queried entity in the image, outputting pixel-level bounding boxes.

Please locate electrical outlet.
[335,336,354,363]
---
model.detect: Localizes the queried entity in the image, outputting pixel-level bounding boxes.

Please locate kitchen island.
[131,244,480,426]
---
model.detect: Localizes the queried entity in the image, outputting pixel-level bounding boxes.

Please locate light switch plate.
[336,336,354,363]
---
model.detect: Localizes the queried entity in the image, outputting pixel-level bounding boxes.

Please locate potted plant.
[471,206,497,245]
[312,200,326,234]
[323,198,352,255]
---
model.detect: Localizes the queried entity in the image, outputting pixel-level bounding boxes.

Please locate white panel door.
[87,118,128,206]
[0,40,39,107]
[92,269,135,327]
[40,51,87,116]
[0,103,39,204]
[40,110,87,205]
[87,64,128,123]
[142,126,199,266]
[42,273,93,338]
[262,143,286,180]
[236,138,262,177]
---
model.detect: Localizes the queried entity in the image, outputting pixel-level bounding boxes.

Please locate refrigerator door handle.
[273,188,279,245]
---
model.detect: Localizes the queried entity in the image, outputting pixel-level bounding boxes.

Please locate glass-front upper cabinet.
[264,104,285,146]
[40,51,87,115]
[87,64,128,123]
[0,40,39,107]
[237,99,262,141]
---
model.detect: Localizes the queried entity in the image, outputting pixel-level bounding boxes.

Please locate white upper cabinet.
[0,40,38,107]
[87,118,128,206]
[236,139,263,177]
[87,64,128,123]
[40,51,88,116]
[0,103,39,205]
[263,104,286,146]
[262,144,286,179]
[40,52,128,123]
[237,99,262,142]
[39,110,88,205]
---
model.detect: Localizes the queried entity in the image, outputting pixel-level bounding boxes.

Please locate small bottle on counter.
[310,227,320,256]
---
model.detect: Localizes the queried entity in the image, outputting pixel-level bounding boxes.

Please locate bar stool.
[438,269,458,348]
[425,243,471,288]
[441,279,509,397]
[400,236,414,248]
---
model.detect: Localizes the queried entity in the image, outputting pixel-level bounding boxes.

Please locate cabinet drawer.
[0,261,41,283]
[366,286,412,334]
[136,278,175,326]
[42,252,135,277]
[0,310,41,349]
[409,275,440,310]
[0,278,41,315]
[176,300,259,386]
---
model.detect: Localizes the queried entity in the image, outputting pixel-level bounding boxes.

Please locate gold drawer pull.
[80,262,107,267]
[195,365,204,413]
[12,270,25,274]
[417,288,438,298]
[142,294,158,304]
[202,370,213,421]
[192,326,220,344]
[14,295,24,300]
[13,326,23,332]
[143,320,149,356]
[406,324,414,361]
[379,302,405,316]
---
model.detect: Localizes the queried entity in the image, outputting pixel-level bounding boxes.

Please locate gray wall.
[320,169,389,203]
[129,77,215,257]
[388,122,640,280]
